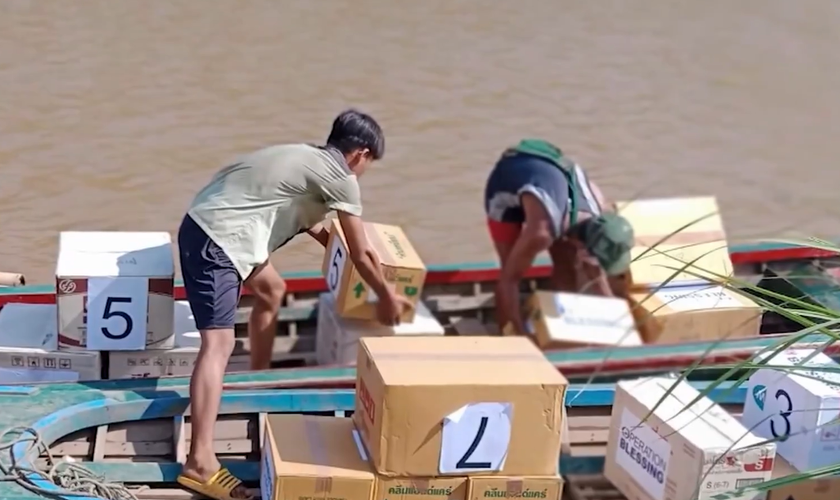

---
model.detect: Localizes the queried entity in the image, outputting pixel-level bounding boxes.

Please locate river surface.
[2,0,839,284]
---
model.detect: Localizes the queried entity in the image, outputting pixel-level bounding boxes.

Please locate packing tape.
[303,417,334,493]
[505,479,523,494]
[409,479,430,491]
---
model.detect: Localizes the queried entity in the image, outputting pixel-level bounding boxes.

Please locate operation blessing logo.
[619,425,667,485]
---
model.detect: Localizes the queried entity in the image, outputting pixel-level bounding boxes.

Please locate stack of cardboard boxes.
[315,219,444,366]
[618,197,763,344]
[741,348,840,499]
[0,230,180,383]
[262,336,567,500]
[0,231,200,383]
[0,303,100,383]
[48,231,257,379]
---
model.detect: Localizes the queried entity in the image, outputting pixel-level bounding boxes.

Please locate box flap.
[365,223,424,270]
[620,377,766,452]
[267,414,374,478]
[329,218,425,270]
[56,231,174,277]
[360,336,567,386]
[0,303,58,350]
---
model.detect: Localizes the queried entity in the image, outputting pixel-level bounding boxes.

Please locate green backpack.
[505,138,581,226]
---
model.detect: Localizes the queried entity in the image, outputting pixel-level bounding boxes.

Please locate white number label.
[326,236,347,295]
[86,277,148,351]
[439,402,512,474]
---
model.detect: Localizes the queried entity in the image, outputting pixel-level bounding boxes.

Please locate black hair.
[326,109,385,160]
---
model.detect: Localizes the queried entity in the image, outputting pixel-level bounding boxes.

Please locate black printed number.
[329,247,343,290]
[456,416,492,469]
[770,389,792,440]
[102,297,134,340]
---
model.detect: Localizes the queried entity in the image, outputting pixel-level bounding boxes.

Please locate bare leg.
[491,238,516,329]
[182,328,253,498]
[548,238,581,292]
[244,261,286,371]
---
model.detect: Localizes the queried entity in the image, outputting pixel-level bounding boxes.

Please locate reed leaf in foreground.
[631,237,840,499]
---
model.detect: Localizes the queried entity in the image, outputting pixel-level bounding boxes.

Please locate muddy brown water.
[2,0,839,284]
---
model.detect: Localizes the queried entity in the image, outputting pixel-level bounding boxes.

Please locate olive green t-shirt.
[188,143,362,279]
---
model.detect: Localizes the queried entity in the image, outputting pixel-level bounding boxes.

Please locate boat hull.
[0,240,837,381]
[4,374,749,500]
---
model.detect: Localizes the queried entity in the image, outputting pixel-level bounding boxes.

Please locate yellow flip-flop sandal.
[177,468,255,500]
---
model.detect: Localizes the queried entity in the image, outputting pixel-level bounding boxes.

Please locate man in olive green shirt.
[176,110,411,500]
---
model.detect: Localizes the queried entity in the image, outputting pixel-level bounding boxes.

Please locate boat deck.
[0,368,752,500]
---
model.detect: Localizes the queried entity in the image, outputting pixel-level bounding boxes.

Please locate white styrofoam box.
[55,231,175,350]
[742,348,840,472]
[315,292,444,365]
[106,300,246,380]
[173,300,200,348]
[0,303,100,383]
[0,303,59,350]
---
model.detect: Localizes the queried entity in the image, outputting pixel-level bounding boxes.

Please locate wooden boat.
[0,240,837,382]
[0,369,750,500]
[0,240,834,499]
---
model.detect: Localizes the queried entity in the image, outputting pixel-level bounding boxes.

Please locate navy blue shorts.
[178,215,241,330]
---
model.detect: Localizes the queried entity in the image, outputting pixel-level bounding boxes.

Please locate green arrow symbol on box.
[353,282,365,299]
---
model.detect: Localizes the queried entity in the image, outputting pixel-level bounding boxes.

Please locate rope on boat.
[0,426,146,500]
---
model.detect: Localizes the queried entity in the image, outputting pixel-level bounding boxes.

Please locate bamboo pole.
[0,272,25,287]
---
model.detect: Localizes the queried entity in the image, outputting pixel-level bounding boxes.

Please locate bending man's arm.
[306,222,330,247]
[337,211,391,300]
[498,193,554,333]
[316,175,389,295]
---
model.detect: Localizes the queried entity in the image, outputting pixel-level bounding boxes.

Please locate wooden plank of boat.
[0,240,836,380]
[0,375,751,500]
[0,239,834,305]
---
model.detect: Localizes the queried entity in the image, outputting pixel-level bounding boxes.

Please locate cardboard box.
[351,427,468,500]
[630,284,762,344]
[56,231,175,351]
[741,348,840,472]
[322,219,426,322]
[604,377,775,500]
[0,303,101,383]
[353,336,567,477]
[107,301,249,379]
[262,415,375,500]
[524,292,642,349]
[316,293,444,366]
[616,197,734,288]
[767,456,840,500]
[466,476,563,500]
